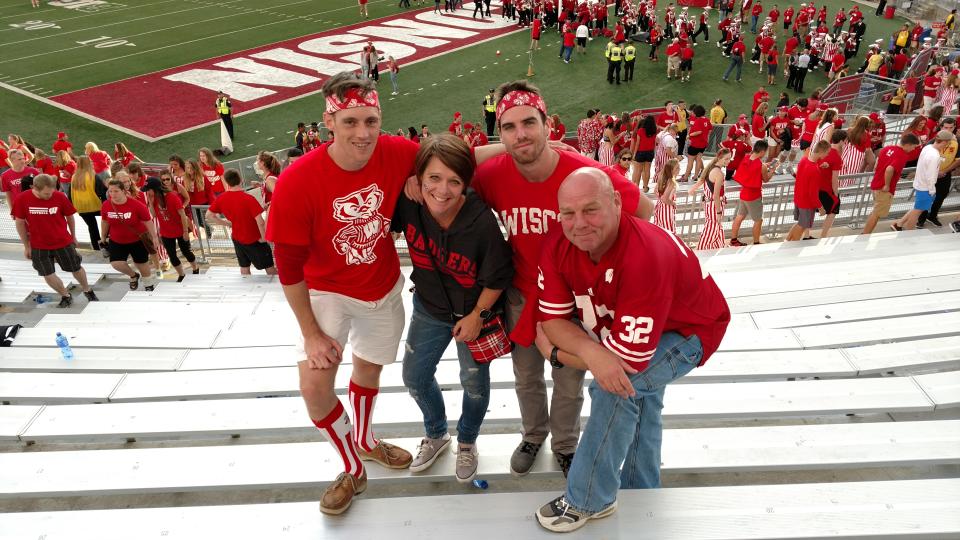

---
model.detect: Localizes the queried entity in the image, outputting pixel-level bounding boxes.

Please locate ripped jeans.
[401,296,491,444]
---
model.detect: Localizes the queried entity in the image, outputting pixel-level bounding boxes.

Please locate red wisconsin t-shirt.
[89,151,111,174]
[538,214,730,371]
[12,190,77,250]
[924,76,942,98]
[152,191,186,239]
[102,197,151,244]
[35,158,56,176]
[734,156,764,201]
[819,148,843,194]
[472,150,641,296]
[211,190,264,244]
[266,135,417,301]
[871,145,909,195]
[1,166,41,201]
[201,162,226,194]
[57,161,77,184]
[689,117,712,148]
[793,156,821,209]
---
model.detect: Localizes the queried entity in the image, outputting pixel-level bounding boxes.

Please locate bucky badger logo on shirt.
[331,184,390,265]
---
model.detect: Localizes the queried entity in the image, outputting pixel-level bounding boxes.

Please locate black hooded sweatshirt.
[391,190,513,322]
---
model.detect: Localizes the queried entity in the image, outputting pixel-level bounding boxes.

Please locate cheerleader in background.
[653,158,679,233]
[938,69,960,114]
[839,116,874,186]
[689,148,732,250]
[597,122,617,166]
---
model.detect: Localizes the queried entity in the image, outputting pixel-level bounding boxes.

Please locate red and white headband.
[325,87,380,114]
[496,90,547,121]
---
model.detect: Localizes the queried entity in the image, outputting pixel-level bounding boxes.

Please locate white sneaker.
[455,443,479,483]
[409,434,451,473]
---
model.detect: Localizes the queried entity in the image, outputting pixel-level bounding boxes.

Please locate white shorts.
[296,275,405,365]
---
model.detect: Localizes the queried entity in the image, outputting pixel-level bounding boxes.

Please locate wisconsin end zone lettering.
[48,0,125,12]
[50,7,519,140]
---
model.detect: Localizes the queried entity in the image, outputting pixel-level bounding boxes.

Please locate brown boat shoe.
[319,470,367,515]
[357,441,413,469]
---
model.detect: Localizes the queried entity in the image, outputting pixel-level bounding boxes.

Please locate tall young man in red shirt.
[533,168,729,533]
[206,170,276,276]
[817,130,846,238]
[730,140,776,245]
[787,140,829,241]
[13,174,99,307]
[862,134,919,234]
[471,80,654,479]
[266,72,507,515]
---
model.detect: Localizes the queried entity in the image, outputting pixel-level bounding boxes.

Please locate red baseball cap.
[57,132,66,138]
[464,122,473,130]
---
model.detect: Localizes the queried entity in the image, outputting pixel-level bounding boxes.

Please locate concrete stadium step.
[2,479,957,539]
[750,290,960,329]
[3,421,957,499]
[0,348,187,373]
[792,312,960,349]
[5,373,949,442]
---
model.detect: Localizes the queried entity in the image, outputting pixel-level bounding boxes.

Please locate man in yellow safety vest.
[623,42,637,82]
[216,90,234,140]
[482,89,497,137]
[606,41,623,84]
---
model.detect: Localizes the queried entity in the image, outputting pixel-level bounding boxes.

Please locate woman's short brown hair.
[414,133,476,188]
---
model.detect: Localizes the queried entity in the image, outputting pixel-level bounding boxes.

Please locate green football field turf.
[0,0,909,163]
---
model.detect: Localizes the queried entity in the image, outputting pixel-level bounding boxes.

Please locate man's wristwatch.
[549,346,564,369]
[478,308,494,321]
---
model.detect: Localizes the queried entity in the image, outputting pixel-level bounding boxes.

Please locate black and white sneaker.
[144,285,155,292]
[83,290,99,302]
[56,294,73,308]
[536,495,618,533]
[555,452,575,478]
[951,221,960,233]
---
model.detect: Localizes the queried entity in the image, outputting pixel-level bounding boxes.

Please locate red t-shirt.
[785,36,799,54]
[924,76,942,98]
[188,177,216,206]
[57,161,77,184]
[472,150,640,296]
[681,46,694,60]
[657,110,677,129]
[266,135,417,300]
[793,156,821,209]
[752,91,769,112]
[688,117,712,148]
[769,8,779,21]
[563,31,575,47]
[801,114,820,142]
[89,151,111,174]
[751,113,767,138]
[1,166,41,201]
[721,139,752,170]
[769,116,791,138]
[734,156,764,201]
[201,162,226,194]
[11,190,77,250]
[538,214,730,371]
[666,43,681,57]
[819,148,842,193]
[831,53,846,71]
[102,197,151,244]
[870,145,909,195]
[635,129,656,151]
[211,190,265,244]
[114,151,136,167]
[751,4,763,15]
[760,36,775,53]
[34,157,57,176]
[731,41,746,57]
[152,191,186,239]
[893,53,909,71]
[52,139,72,154]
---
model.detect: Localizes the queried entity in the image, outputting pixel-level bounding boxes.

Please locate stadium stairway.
[0,230,958,539]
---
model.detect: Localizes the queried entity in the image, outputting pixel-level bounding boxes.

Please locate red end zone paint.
[51,7,521,140]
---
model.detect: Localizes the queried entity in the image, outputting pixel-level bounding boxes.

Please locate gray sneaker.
[510,440,542,477]
[409,433,451,473]
[455,443,479,483]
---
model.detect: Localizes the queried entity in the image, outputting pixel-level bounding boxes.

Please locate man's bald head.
[557,167,622,261]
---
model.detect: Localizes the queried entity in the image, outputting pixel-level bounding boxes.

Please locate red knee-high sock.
[348,381,380,452]
[312,400,363,477]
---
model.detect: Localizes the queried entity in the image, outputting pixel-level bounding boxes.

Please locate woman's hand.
[452,312,483,342]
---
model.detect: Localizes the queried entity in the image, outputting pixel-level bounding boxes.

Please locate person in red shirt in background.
[832,8,846,36]
[125,163,148,189]
[783,5,794,29]
[728,113,751,139]
[13,174,99,306]
[2,149,40,211]
[100,179,159,291]
[922,67,943,114]
[52,132,72,156]
[829,48,847,81]
[862,134,920,234]
[84,142,112,183]
[32,149,57,176]
[198,147,225,196]
[54,151,76,199]
[533,167,729,534]
[208,169,275,276]
[730,139,776,245]
[253,150,281,210]
[143,177,199,281]
[530,15,542,50]
[868,112,887,151]
[891,50,909,79]
[549,114,566,140]
[448,111,464,133]
[721,128,753,181]
[751,101,769,145]
[679,42,695,82]
[765,44,779,84]
[665,38,682,79]
[768,5,779,23]
[817,130,846,238]
[786,140,829,241]
[750,1,763,33]
[113,143,141,168]
[630,114,657,190]
[752,86,769,113]
[795,7,809,35]
[902,115,930,167]
[683,104,711,181]
[648,22,662,61]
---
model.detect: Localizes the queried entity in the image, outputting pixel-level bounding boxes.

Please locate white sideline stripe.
[2,421,958,498]
[0,479,957,539]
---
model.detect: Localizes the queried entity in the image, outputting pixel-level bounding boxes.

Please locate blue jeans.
[751,15,758,32]
[401,296,491,444]
[565,332,703,513]
[562,45,573,62]
[390,71,399,94]
[723,56,742,80]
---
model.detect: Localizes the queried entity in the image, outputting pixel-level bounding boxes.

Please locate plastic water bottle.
[55,332,74,360]
[472,479,488,489]
[35,294,46,305]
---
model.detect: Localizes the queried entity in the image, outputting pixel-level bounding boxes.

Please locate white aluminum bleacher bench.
[4,371,955,443]
[0,479,957,539]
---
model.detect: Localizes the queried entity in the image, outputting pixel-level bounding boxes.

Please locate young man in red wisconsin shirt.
[265,72,507,515]
[2,149,41,213]
[730,139,776,246]
[12,174,99,308]
[817,130,846,239]
[205,170,275,276]
[862,133,919,234]
[471,80,654,479]
[787,140,829,241]
[533,168,729,533]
